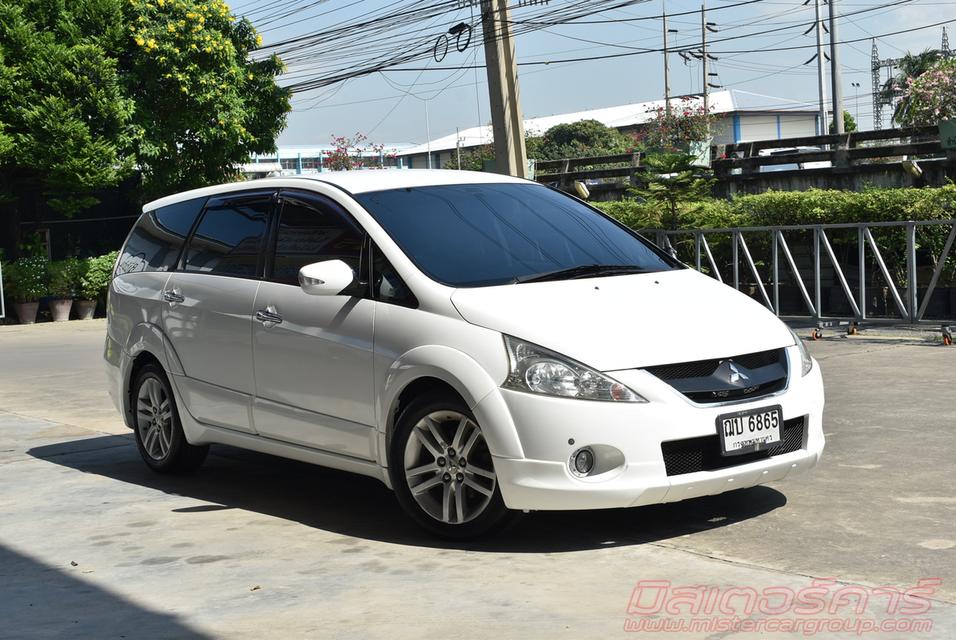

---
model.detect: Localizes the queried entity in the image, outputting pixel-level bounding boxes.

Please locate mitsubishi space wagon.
[105,170,825,538]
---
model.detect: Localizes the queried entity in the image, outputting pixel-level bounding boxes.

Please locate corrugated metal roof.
[398,89,818,156]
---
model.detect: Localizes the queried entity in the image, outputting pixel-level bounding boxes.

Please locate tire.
[132,363,208,473]
[389,394,514,539]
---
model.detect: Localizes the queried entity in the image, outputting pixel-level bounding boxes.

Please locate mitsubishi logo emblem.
[728,362,749,384]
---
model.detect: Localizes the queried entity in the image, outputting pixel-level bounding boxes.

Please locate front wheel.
[132,364,208,473]
[389,395,513,539]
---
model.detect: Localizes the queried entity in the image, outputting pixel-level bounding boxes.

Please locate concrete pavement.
[0,320,954,638]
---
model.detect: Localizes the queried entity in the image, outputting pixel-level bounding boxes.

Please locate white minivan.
[105,170,824,537]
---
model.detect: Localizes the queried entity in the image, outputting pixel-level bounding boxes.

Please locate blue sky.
[233,0,956,146]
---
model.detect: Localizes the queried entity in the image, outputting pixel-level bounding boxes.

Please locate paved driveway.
[0,320,954,638]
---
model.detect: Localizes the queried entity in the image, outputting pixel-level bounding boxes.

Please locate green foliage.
[80,251,118,301]
[3,255,49,303]
[534,120,634,160]
[596,185,956,285]
[596,184,956,230]
[0,0,290,254]
[443,144,495,171]
[896,58,956,127]
[0,0,136,217]
[832,111,857,133]
[49,257,86,299]
[125,0,290,197]
[883,49,948,124]
[592,200,662,229]
[629,153,716,229]
[639,98,715,153]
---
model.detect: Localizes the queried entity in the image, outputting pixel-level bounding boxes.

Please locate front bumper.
[478,345,825,511]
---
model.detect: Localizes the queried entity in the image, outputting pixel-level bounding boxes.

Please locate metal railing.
[646,219,956,323]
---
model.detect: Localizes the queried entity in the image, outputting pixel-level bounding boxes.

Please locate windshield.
[355,183,679,287]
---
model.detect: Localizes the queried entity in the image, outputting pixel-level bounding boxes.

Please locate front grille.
[661,416,806,476]
[646,347,789,404]
[683,378,787,403]
[647,348,779,380]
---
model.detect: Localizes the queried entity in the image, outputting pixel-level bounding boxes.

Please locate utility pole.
[851,81,860,124]
[425,99,432,169]
[456,127,462,168]
[701,4,708,117]
[480,0,528,177]
[663,7,672,116]
[813,0,828,135]
[828,0,844,133]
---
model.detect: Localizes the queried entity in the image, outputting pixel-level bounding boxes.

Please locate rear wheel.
[389,395,512,538]
[132,364,208,473]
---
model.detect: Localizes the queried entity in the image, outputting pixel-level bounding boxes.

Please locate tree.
[896,58,956,127]
[884,49,947,124]
[0,0,136,256]
[534,120,634,160]
[324,133,386,170]
[831,110,857,133]
[124,0,290,197]
[640,97,715,152]
[629,153,715,230]
[443,143,495,171]
[0,0,291,257]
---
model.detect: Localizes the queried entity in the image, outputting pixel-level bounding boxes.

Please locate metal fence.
[646,220,956,324]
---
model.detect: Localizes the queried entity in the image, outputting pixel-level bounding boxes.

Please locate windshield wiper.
[515,264,652,284]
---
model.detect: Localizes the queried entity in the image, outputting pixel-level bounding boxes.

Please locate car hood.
[450,268,793,372]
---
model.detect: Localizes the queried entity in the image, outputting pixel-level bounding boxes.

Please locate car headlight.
[502,336,646,402]
[789,328,813,376]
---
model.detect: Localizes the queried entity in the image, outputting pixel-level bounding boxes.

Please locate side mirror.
[298,260,355,296]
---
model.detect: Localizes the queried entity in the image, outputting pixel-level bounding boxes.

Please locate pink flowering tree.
[639,97,715,153]
[896,59,956,127]
[324,133,387,170]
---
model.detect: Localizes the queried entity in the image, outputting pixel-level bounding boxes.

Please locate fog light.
[570,447,595,477]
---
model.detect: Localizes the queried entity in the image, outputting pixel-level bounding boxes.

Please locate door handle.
[162,290,184,304]
[254,307,283,325]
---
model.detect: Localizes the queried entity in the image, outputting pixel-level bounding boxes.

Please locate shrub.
[49,258,87,299]
[3,256,49,303]
[594,184,956,229]
[81,251,118,301]
[896,58,956,127]
[594,184,956,286]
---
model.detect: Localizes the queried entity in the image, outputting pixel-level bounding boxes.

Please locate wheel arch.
[378,345,524,468]
[121,322,184,428]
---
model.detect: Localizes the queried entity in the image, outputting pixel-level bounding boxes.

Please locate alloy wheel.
[402,410,497,525]
[136,377,173,461]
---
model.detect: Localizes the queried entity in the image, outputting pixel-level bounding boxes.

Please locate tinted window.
[184,196,270,277]
[372,244,416,308]
[356,184,678,287]
[116,198,205,275]
[269,194,364,286]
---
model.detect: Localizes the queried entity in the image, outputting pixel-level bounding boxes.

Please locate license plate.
[716,405,783,456]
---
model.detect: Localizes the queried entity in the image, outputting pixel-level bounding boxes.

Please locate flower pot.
[14,301,39,325]
[50,298,74,322]
[74,299,97,320]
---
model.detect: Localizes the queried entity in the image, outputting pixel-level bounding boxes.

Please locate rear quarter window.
[116,198,206,275]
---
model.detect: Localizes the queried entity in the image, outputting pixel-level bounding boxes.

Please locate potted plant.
[49,258,84,322]
[3,256,49,324]
[73,257,97,320]
[78,251,117,318]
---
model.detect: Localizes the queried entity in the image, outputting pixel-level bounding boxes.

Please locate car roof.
[143,169,530,212]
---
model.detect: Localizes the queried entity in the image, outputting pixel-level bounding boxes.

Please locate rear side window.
[184,195,271,277]
[269,192,364,286]
[116,198,205,275]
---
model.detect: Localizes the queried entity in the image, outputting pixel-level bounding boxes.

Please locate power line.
[379,15,956,72]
